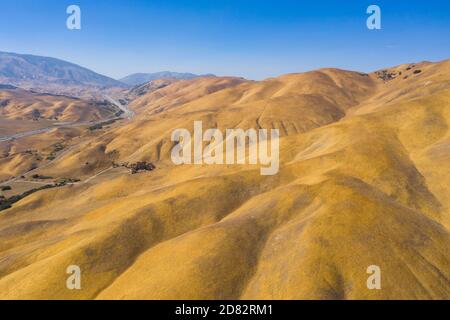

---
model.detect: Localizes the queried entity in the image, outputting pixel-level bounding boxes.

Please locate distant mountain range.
[0,51,125,88]
[119,71,215,86]
[0,51,217,98]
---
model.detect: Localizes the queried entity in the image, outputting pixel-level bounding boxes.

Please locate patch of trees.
[375,70,400,82]
[31,174,53,180]
[129,162,156,174]
[31,109,41,120]
[89,119,118,131]
[0,184,54,212]
[55,178,80,186]
[47,143,65,160]
[0,177,81,212]
[113,161,156,174]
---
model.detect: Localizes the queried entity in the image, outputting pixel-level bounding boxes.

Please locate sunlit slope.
[98,89,450,299]
[129,76,247,114]
[0,61,449,299]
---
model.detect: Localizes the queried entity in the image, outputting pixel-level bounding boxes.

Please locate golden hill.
[0,87,122,182]
[0,60,448,299]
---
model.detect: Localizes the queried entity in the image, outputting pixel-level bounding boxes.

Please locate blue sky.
[0,0,449,80]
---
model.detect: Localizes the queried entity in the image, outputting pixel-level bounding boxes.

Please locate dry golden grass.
[0,60,449,299]
[0,88,113,122]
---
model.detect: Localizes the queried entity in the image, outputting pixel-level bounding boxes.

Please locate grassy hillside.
[0,60,448,299]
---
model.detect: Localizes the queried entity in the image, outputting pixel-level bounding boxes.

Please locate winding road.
[0,96,135,186]
[103,94,135,120]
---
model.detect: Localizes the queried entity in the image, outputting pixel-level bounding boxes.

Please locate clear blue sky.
[1,0,449,80]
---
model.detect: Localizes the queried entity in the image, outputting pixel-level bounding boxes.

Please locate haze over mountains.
[0,51,126,97]
[0,54,449,299]
[0,51,218,99]
[119,71,216,86]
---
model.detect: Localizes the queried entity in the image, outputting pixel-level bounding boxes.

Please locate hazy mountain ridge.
[0,51,127,97]
[119,71,216,86]
[0,59,449,300]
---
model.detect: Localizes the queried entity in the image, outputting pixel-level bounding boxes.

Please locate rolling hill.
[0,60,448,300]
[0,86,117,123]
